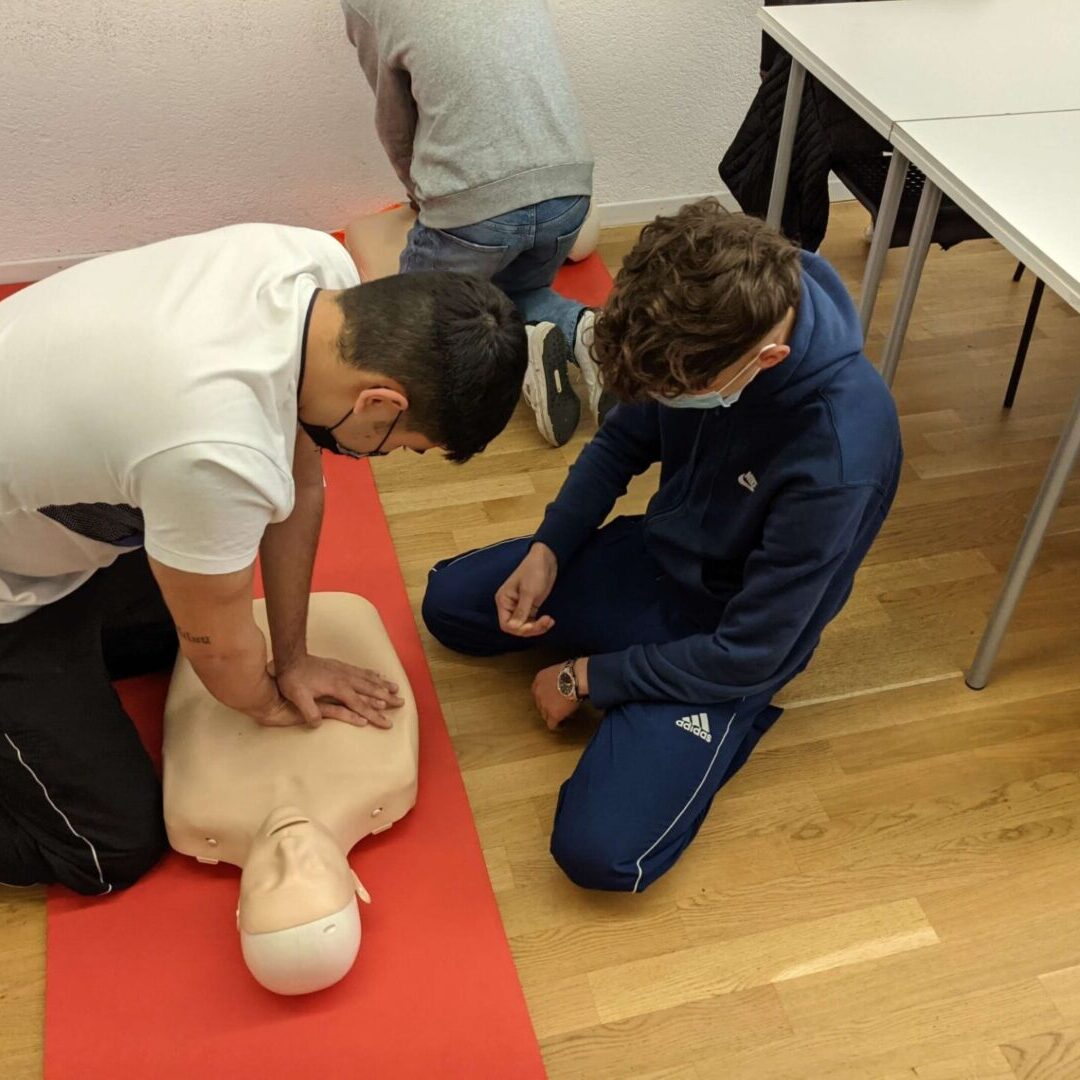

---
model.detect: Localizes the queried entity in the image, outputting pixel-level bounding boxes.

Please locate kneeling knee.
[52,826,165,895]
[550,817,637,893]
[421,565,480,648]
[420,572,458,647]
[421,567,504,657]
[84,815,168,894]
[106,831,167,891]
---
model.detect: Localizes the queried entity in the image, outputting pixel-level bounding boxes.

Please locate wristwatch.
[556,658,585,701]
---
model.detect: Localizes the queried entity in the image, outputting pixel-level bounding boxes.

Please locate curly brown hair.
[592,199,802,403]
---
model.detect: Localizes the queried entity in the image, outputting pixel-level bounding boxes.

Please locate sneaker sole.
[526,326,581,447]
[572,310,613,425]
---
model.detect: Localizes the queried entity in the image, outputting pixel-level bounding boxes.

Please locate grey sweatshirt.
[341,0,594,229]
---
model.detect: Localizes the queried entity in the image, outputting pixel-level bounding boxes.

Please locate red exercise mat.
[2,251,615,1080]
[42,457,545,1079]
[549,251,618,308]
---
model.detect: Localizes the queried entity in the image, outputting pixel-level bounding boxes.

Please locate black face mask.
[299,410,400,459]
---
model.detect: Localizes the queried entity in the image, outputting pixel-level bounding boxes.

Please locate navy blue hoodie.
[533,251,902,710]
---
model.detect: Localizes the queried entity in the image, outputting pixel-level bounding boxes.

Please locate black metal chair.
[1004,264,1046,408]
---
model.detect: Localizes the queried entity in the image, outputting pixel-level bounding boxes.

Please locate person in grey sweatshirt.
[341,0,610,447]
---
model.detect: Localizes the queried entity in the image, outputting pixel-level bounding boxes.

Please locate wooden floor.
[4,201,1080,1078]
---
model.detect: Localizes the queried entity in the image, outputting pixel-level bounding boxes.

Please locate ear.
[352,870,372,904]
[355,387,408,414]
[758,344,790,370]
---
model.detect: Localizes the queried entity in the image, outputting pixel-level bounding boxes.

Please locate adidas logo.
[676,712,712,743]
[738,471,758,493]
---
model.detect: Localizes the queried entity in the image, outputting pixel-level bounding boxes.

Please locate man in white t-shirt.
[0,222,526,895]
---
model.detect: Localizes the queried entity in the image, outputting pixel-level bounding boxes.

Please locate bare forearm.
[260,483,323,669]
[150,554,294,723]
[183,621,280,716]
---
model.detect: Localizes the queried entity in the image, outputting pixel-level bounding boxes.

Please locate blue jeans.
[400,195,590,347]
[421,517,782,892]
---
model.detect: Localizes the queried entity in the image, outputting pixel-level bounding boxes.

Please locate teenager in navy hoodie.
[423,200,902,892]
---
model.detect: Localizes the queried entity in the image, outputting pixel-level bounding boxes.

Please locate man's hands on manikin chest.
[150,552,405,730]
[266,654,403,729]
[150,429,403,731]
[257,430,403,728]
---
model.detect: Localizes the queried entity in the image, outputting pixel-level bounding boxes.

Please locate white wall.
[554,0,763,222]
[1,0,763,274]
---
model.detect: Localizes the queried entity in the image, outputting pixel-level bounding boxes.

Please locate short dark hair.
[335,272,526,462]
[593,200,802,402]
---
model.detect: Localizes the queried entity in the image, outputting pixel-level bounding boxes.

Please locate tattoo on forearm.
[177,627,212,645]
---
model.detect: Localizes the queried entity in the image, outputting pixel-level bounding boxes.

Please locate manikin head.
[238,807,371,996]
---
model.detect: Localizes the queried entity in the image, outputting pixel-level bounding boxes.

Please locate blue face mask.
[660,347,772,410]
[663,386,747,409]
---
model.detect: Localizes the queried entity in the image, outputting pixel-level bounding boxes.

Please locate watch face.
[557,668,574,698]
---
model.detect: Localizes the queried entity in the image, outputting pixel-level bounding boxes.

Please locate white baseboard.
[596,177,854,229]
[829,175,855,203]
[0,251,112,286]
[595,190,742,228]
[1,181,857,285]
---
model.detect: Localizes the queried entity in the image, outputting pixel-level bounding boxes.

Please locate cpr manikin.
[162,593,418,995]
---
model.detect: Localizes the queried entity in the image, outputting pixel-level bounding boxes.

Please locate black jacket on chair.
[719,53,886,251]
[723,0,985,252]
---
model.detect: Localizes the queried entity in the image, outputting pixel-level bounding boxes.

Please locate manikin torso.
[162,592,419,994]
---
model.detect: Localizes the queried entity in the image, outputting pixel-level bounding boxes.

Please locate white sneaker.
[523,323,581,447]
[573,309,617,425]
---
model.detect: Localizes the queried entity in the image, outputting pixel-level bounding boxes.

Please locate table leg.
[879,179,941,387]
[966,387,1080,689]
[766,59,806,229]
[859,150,909,337]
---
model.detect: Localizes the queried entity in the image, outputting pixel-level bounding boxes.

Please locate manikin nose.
[274,834,311,882]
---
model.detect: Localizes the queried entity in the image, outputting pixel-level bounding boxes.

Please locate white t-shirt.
[0,223,360,623]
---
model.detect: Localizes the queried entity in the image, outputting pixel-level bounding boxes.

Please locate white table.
[759,2,1080,686]
[762,0,1080,346]
[890,112,1080,320]
[761,0,1080,137]
[889,110,1080,687]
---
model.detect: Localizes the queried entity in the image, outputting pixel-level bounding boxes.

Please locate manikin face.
[239,807,367,935]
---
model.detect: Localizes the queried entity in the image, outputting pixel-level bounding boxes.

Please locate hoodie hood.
[742,251,864,408]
